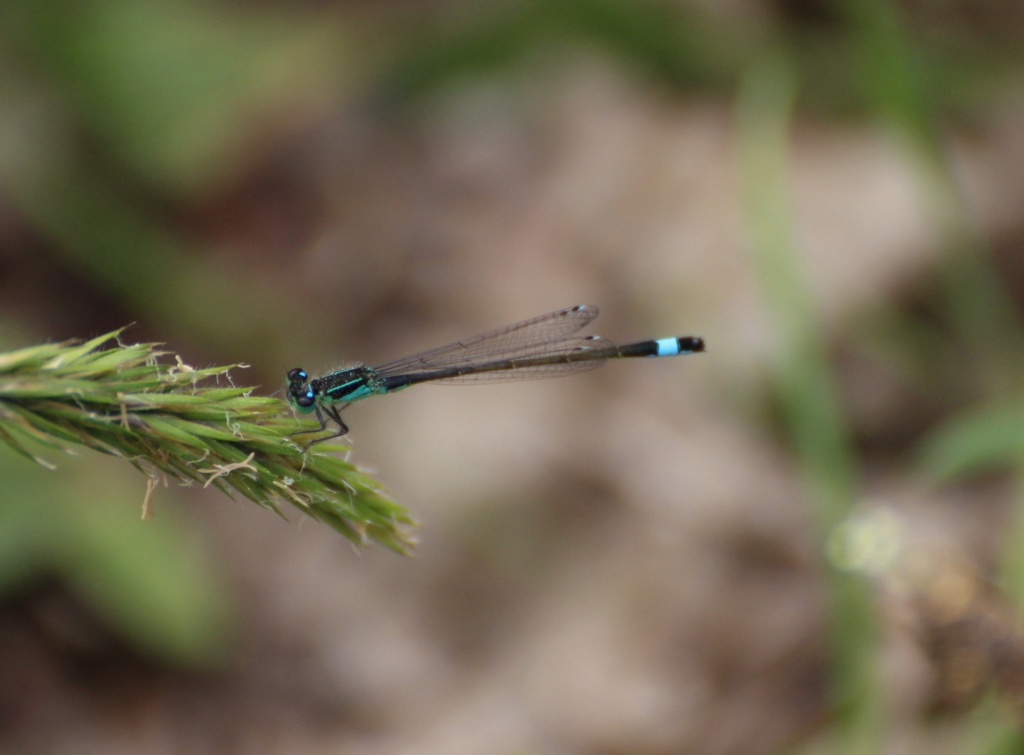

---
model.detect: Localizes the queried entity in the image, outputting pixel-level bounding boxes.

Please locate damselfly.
[287,304,704,443]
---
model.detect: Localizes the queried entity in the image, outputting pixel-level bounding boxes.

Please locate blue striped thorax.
[287,365,391,412]
[321,366,387,402]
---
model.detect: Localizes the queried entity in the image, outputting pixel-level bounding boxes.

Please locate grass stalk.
[0,328,415,554]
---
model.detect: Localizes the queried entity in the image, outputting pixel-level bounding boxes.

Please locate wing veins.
[373,305,600,376]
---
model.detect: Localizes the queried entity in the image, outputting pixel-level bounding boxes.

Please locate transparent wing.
[417,335,615,384]
[372,305,602,379]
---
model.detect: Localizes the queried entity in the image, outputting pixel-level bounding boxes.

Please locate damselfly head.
[286,368,317,411]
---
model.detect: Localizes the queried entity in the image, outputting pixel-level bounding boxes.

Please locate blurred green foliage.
[3,0,352,197]
[736,1,1024,749]
[0,448,231,665]
[738,54,882,751]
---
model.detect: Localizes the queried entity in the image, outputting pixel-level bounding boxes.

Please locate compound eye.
[295,391,316,408]
[287,368,307,382]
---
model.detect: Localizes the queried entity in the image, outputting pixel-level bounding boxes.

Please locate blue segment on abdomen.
[655,338,682,357]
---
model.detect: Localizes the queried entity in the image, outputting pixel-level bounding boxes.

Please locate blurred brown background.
[3,0,1024,753]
